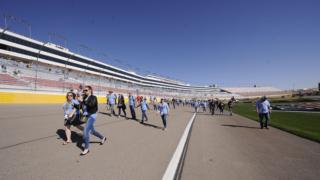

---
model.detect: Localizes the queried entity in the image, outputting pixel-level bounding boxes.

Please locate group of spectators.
[62,85,272,156]
[191,97,236,116]
[106,91,171,128]
[62,88,172,156]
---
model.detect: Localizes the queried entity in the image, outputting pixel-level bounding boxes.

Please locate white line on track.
[162,113,196,180]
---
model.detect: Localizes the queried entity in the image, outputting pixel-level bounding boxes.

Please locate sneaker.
[101,137,107,145]
[80,149,90,156]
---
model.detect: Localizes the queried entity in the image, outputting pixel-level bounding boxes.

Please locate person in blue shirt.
[136,97,149,123]
[128,92,136,120]
[158,99,170,130]
[256,96,272,129]
[202,101,207,112]
[194,100,200,113]
[62,92,84,145]
[107,90,117,116]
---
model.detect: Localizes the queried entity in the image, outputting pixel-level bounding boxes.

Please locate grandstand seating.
[0,73,29,86]
[0,57,238,99]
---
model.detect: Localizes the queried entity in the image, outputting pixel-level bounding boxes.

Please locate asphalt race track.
[0,105,319,180]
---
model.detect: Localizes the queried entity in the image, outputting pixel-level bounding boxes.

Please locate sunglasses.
[67,94,73,97]
[83,89,89,92]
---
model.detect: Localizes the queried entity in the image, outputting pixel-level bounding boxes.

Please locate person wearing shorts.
[62,92,84,145]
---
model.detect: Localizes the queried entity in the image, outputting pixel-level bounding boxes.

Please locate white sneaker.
[80,149,89,156]
[101,137,107,145]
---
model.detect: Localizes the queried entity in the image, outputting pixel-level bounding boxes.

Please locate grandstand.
[0,28,236,102]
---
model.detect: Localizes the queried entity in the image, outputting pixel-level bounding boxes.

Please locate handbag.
[79,109,88,123]
[80,116,88,123]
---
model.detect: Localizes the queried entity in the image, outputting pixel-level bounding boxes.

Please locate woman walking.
[117,94,127,118]
[81,86,107,156]
[62,92,84,145]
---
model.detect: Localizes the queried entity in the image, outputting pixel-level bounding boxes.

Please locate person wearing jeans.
[81,86,106,155]
[256,96,271,129]
[107,91,117,116]
[258,113,270,128]
[158,99,170,130]
[137,97,149,123]
[129,93,136,120]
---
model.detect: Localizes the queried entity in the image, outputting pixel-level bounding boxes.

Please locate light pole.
[48,32,67,48]
[77,44,93,86]
[4,14,32,38]
[35,42,48,91]
[48,32,67,92]
[0,27,9,37]
[48,32,68,92]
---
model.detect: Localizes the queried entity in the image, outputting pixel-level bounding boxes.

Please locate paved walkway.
[181,112,320,180]
[0,105,193,180]
[1,105,320,180]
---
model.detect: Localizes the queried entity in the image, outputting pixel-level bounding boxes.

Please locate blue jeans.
[83,113,104,149]
[129,105,136,119]
[259,113,270,128]
[141,110,148,122]
[161,114,167,128]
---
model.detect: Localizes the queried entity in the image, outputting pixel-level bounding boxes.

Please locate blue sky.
[0,0,319,89]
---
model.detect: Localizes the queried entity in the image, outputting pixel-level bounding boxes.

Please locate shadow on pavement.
[140,122,163,130]
[221,124,260,129]
[99,111,112,116]
[56,129,83,150]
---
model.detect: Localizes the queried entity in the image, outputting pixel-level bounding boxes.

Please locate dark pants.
[141,110,148,123]
[161,114,167,128]
[211,106,215,115]
[228,106,233,116]
[118,107,126,117]
[129,105,136,120]
[153,104,157,111]
[259,113,270,128]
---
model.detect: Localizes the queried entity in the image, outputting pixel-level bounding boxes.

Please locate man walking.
[137,97,149,124]
[107,90,116,116]
[256,96,271,129]
[209,99,216,115]
[128,93,136,120]
[158,99,170,130]
[228,96,236,116]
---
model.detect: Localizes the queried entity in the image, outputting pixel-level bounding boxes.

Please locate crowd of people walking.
[62,88,186,155]
[62,86,250,156]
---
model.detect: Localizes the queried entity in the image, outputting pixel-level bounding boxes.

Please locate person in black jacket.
[117,94,127,118]
[80,86,107,156]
